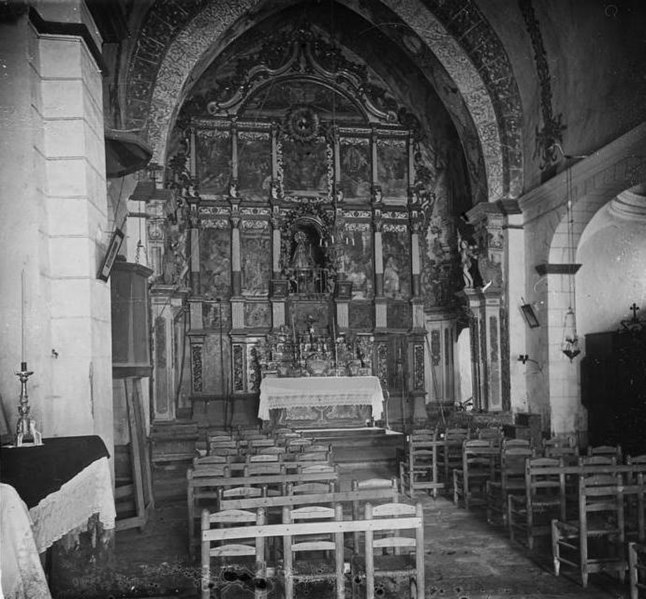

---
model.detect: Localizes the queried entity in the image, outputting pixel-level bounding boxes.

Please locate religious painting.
[196,129,231,195]
[382,231,411,299]
[281,137,329,193]
[349,302,374,330]
[202,300,231,331]
[387,303,411,329]
[289,301,329,336]
[376,138,408,198]
[200,228,231,298]
[238,132,271,200]
[338,228,373,299]
[339,137,371,200]
[244,302,271,329]
[241,234,271,295]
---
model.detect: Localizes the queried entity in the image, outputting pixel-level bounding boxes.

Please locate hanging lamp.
[561,167,581,362]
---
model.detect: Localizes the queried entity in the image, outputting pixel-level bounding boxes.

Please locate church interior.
[2,0,646,597]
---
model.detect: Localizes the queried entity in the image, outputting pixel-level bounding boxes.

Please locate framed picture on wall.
[97,228,125,282]
[520,303,540,328]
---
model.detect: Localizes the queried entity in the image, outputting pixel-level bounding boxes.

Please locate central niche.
[284,218,331,296]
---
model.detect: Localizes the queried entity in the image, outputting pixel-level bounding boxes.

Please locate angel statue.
[458,231,478,289]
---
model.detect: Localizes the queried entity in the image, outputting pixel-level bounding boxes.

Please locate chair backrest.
[208,445,240,457]
[190,463,231,478]
[501,438,531,450]
[287,481,336,495]
[587,444,622,461]
[579,473,624,527]
[477,427,503,444]
[282,504,342,552]
[248,438,276,448]
[578,455,617,467]
[201,506,265,559]
[194,455,229,467]
[255,445,286,456]
[297,464,337,474]
[441,427,470,441]
[243,462,285,476]
[499,446,534,483]
[364,501,423,552]
[217,486,266,506]
[286,438,313,452]
[295,450,331,463]
[246,453,281,463]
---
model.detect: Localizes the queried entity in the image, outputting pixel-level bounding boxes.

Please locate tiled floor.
[79,463,632,599]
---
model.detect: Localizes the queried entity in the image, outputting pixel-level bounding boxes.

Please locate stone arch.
[125,0,523,202]
[540,127,646,435]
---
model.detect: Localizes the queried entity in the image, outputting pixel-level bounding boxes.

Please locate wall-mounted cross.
[630,303,640,320]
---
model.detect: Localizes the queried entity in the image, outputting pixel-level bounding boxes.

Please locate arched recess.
[538,125,646,437]
[124,0,524,203]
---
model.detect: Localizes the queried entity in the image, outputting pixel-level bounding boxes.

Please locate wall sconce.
[518,354,543,371]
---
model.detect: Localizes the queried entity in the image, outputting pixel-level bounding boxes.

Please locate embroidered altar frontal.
[258,375,384,428]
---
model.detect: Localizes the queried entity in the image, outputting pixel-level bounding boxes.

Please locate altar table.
[0,435,116,553]
[258,376,384,424]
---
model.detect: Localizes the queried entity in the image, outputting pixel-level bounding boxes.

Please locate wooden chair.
[629,542,646,599]
[280,504,346,599]
[200,507,267,599]
[187,464,232,558]
[399,429,443,499]
[353,502,425,599]
[507,457,566,550]
[626,471,646,543]
[437,427,470,485]
[351,478,399,554]
[552,473,626,587]
[486,445,533,525]
[542,437,579,464]
[453,439,497,510]
[243,462,286,495]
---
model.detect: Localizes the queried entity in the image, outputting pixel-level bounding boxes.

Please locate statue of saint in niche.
[383,255,401,298]
[291,231,314,270]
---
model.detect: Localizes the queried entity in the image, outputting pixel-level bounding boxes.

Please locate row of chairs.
[201,494,424,599]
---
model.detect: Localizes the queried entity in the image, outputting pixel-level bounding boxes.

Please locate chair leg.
[551,520,560,576]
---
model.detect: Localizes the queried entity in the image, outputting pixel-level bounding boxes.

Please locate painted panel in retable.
[376,138,407,198]
[196,130,231,195]
[281,137,329,193]
[200,228,231,298]
[338,228,373,299]
[382,231,411,299]
[238,132,271,200]
[339,137,370,200]
[241,234,271,295]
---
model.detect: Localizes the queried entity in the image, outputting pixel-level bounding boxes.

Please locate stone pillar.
[0,5,112,445]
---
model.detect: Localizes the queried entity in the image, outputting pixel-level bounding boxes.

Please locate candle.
[21,269,25,365]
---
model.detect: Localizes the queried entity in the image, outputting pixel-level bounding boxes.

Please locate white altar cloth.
[258,376,384,421]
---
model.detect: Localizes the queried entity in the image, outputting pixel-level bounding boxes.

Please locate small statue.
[458,232,478,289]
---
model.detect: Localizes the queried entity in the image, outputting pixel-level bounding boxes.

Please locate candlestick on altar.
[14,363,42,446]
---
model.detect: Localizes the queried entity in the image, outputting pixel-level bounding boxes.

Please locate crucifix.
[630,303,640,321]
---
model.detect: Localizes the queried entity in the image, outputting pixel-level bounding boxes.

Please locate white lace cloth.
[258,376,384,421]
[0,483,52,599]
[29,456,116,553]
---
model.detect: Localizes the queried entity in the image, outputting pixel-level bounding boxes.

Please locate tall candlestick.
[21,269,25,364]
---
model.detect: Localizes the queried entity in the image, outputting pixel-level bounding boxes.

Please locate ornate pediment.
[180,24,401,125]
